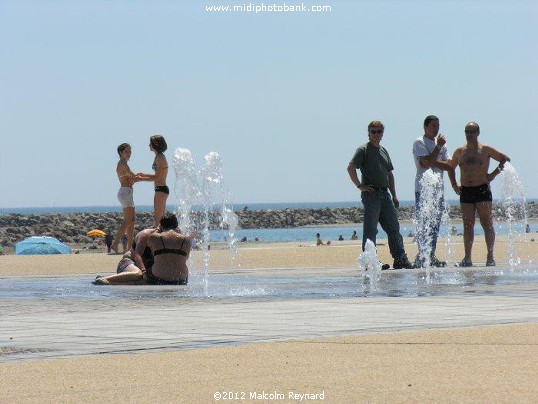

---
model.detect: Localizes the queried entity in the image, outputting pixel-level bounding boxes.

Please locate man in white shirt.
[412,115,452,267]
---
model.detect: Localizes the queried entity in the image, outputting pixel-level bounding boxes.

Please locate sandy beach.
[1,235,537,403]
[1,234,536,276]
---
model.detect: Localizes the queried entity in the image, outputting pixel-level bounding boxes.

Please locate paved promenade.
[1,267,537,362]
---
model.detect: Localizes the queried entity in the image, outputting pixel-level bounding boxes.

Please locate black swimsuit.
[146,235,188,285]
[153,236,188,257]
[153,153,169,195]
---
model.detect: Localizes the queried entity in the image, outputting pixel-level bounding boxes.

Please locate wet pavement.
[1,266,537,362]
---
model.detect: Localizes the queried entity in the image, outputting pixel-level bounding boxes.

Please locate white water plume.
[499,162,528,268]
[172,148,238,294]
[358,239,382,292]
[414,169,445,272]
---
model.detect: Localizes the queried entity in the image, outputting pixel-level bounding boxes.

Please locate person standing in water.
[112,143,136,254]
[412,115,451,267]
[135,135,169,227]
[347,120,413,269]
[449,121,510,267]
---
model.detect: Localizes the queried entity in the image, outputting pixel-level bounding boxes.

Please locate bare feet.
[92,276,110,285]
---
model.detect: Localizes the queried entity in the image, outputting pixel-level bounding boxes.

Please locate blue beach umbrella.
[15,236,71,255]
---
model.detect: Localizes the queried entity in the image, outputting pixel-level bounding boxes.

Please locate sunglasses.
[465,129,478,134]
[369,129,384,135]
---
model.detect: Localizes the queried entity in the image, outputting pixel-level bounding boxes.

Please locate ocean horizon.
[1,199,535,216]
[1,200,535,243]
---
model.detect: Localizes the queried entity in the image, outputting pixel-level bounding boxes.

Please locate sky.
[1,0,537,208]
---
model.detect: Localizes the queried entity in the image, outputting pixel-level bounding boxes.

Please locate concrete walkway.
[1,267,537,362]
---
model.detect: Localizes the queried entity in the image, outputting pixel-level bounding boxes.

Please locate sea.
[1,200,536,243]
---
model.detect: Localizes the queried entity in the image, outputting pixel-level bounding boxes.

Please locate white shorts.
[117,187,134,208]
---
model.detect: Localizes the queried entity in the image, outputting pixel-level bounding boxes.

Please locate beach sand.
[1,234,536,276]
[1,235,537,402]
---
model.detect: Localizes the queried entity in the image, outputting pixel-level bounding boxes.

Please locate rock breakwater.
[1,202,535,247]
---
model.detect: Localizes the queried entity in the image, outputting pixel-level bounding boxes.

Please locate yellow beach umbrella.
[87,229,106,238]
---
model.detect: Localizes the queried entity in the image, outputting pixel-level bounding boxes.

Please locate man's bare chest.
[460,148,487,168]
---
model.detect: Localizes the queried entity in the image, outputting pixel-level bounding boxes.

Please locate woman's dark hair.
[160,212,178,230]
[150,135,167,153]
[117,143,131,156]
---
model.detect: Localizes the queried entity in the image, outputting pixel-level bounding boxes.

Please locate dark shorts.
[155,185,170,195]
[145,267,188,285]
[460,183,492,204]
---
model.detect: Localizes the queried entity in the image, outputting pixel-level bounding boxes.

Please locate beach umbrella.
[15,236,71,255]
[87,229,106,238]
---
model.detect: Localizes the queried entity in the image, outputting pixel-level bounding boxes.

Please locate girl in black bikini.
[134,135,169,227]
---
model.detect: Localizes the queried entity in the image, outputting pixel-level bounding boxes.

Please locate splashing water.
[414,170,446,275]
[440,208,457,267]
[358,239,382,292]
[499,162,528,269]
[172,148,238,294]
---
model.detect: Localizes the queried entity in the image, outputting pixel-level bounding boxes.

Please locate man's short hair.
[160,212,178,230]
[423,115,439,127]
[367,120,384,131]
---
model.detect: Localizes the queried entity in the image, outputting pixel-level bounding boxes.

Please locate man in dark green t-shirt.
[347,120,413,269]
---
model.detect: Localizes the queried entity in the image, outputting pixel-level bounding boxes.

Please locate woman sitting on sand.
[94,212,191,285]
[134,135,169,227]
[112,143,136,254]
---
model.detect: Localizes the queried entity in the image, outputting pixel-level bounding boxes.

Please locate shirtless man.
[112,143,136,253]
[450,122,510,266]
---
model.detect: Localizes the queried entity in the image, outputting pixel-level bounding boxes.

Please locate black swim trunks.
[460,183,492,204]
[155,185,170,195]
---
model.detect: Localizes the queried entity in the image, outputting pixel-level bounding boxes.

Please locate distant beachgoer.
[316,233,330,246]
[104,231,114,253]
[134,135,169,227]
[350,230,358,240]
[338,235,344,241]
[449,122,510,267]
[451,225,458,236]
[241,236,247,242]
[526,224,531,233]
[112,143,135,254]
[94,212,191,285]
[254,237,260,242]
[347,120,413,269]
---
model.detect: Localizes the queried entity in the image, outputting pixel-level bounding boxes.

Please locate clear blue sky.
[1,0,536,208]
